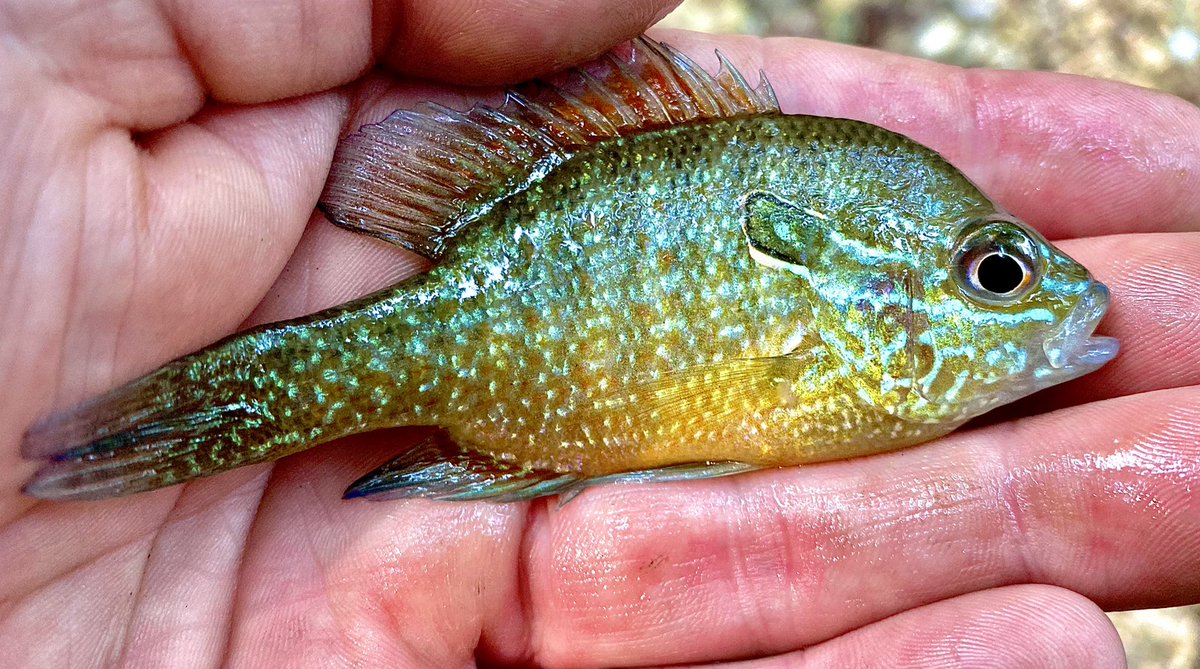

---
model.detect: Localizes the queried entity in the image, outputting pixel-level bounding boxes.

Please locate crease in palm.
[1,2,1199,667]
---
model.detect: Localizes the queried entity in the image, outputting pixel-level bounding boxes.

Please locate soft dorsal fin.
[318,36,779,259]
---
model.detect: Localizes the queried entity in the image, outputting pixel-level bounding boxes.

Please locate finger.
[375,0,681,86]
[653,30,1200,239]
[243,212,427,325]
[1,94,344,520]
[220,432,531,668]
[0,467,268,665]
[166,0,679,102]
[5,0,680,129]
[693,586,1123,669]
[522,385,1200,667]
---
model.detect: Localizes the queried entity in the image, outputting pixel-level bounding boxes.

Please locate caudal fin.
[22,352,269,501]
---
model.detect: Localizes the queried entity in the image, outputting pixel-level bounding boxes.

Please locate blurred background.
[656,1,1200,667]
[659,0,1199,102]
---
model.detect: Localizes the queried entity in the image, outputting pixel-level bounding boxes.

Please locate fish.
[20,37,1118,502]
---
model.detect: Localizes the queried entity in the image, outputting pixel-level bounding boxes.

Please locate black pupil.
[976,253,1025,294]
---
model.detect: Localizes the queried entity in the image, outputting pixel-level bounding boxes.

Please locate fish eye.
[953,219,1042,305]
[970,252,1029,296]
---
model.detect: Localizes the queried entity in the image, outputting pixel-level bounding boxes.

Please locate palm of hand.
[2,2,1199,667]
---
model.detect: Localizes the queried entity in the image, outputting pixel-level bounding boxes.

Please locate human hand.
[3,1,1199,666]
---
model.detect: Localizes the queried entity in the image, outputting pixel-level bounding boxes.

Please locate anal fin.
[345,432,762,504]
[344,432,579,502]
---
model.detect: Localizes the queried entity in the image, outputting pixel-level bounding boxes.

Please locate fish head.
[742,192,1116,426]
[904,213,1118,422]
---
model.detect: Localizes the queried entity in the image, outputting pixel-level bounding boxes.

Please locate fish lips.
[1042,281,1120,372]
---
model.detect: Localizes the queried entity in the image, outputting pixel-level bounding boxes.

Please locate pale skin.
[2,0,1199,666]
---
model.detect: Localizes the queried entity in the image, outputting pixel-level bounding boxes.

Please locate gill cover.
[741,191,943,417]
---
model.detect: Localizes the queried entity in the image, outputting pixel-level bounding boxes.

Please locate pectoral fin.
[589,348,819,430]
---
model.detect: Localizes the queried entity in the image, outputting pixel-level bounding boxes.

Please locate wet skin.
[2,1,1200,667]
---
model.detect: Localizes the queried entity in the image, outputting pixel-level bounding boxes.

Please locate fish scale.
[20,37,1116,502]
[413,116,956,470]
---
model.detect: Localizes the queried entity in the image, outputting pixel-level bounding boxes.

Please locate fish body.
[22,38,1117,501]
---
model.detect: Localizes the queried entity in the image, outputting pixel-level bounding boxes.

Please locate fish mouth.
[1042,281,1119,371]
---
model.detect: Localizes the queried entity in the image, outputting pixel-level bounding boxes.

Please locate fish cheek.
[741,193,952,421]
[820,263,944,415]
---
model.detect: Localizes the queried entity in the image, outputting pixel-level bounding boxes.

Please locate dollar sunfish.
[22,37,1117,502]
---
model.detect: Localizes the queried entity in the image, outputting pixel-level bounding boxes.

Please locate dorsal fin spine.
[549,85,620,137]
[576,67,640,127]
[647,39,716,118]
[632,40,697,121]
[610,51,673,124]
[458,107,529,156]
[507,90,591,146]
[755,72,779,110]
[320,36,782,259]
[473,106,559,153]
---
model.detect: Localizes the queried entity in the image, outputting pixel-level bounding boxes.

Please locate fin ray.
[319,36,780,259]
[20,337,295,501]
[557,461,761,504]
[344,432,580,502]
[346,434,764,504]
[586,350,817,429]
[21,366,260,501]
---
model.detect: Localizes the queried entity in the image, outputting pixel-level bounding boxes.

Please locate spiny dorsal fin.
[319,36,779,259]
